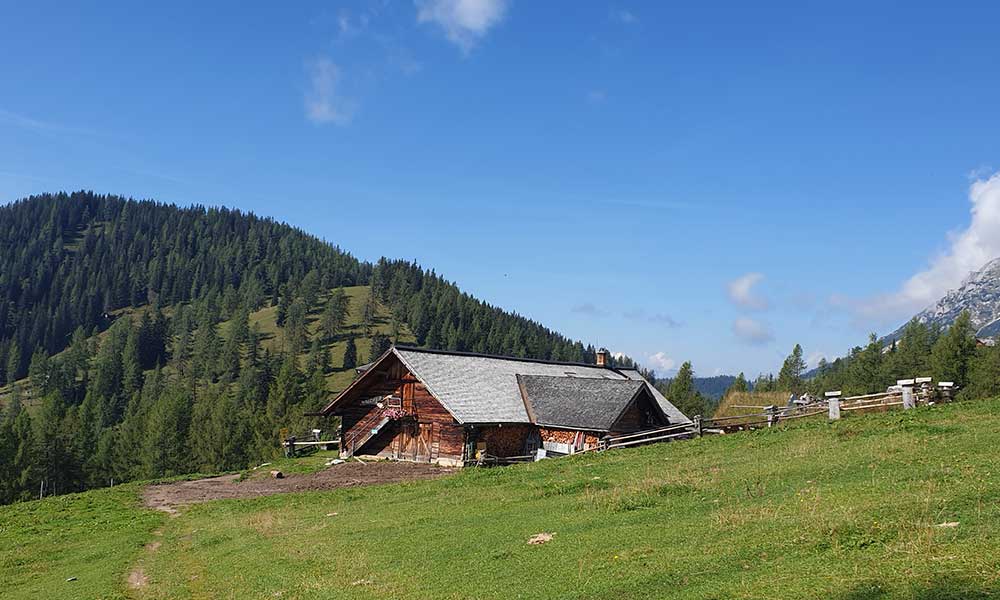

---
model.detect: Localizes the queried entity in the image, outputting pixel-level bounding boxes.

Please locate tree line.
[725,312,990,401]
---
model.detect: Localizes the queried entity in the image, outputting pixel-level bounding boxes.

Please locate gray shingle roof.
[517,375,645,431]
[392,347,691,426]
[395,347,624,423]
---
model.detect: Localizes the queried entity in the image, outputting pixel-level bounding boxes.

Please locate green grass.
[0,484,164,599]
[6,400,1000,599]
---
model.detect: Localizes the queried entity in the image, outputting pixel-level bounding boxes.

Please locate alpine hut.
[320,346,691,466]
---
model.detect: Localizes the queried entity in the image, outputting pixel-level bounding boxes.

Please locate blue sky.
[3,1,1000,378]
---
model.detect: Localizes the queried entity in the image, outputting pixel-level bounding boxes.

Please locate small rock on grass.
[528,532,555,545]
[270,470,284,479]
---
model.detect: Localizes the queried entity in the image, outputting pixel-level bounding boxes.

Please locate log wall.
[337,356,466,466]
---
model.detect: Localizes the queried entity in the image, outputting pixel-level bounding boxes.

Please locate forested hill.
[0,192,632,504]
[0,192,614,384]
[0,192,367,380]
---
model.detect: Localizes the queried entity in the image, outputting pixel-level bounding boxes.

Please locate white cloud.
[611,9,637,24]
[853,171,1000,321]
[304,57,355,125]
[732,317,773,345]
[647,351,676,374]
[416,0,508,53]
[806,351,826,369]
[727,272,768,310]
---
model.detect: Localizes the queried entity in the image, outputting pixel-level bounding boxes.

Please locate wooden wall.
[336,356,467,466]
[610,391,669,435]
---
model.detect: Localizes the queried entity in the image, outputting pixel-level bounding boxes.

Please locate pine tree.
[321,288,349,341]
[846,334,886,395]
[886,319,933,380]
[343,337,358,370]
[369,333,391,362]
[726,372,749,396]
[285,298,309,355]
[668,361,707,418]
[12,408,36,501]
[6,339,21,384]
[122,325,143,398]
[141,386,192,478]
[964,343,1000,399]
[931,311,977,387]
[777,344,806,393]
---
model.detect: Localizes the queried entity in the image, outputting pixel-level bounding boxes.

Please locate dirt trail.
[142,461,453,513]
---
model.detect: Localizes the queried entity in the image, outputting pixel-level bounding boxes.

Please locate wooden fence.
[594,378,956,454]
[697,378,953,435]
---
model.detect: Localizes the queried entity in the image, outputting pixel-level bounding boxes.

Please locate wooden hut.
[320,346,690,466]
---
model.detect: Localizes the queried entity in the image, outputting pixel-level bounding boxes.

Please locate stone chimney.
[596,348,609,368]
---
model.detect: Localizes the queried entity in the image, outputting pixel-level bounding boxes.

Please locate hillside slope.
[4,399,998,599]
[0,192,634,505]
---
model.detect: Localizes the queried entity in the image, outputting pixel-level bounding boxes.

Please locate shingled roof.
[391,346,691,426]
[517,375,647,431]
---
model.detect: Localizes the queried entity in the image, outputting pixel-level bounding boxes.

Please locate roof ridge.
[518,373,643,384]
[393,345,608,370]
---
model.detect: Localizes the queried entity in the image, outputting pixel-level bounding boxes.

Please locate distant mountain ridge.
[889,257,1000,341]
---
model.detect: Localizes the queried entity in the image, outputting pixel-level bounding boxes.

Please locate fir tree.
[343,337,358,370]
[930,311,976,387]
[777,344,806,393]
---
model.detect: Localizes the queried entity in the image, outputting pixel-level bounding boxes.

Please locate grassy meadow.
[4,398,998,599]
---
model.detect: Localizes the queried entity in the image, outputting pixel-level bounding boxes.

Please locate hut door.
[415,423,433,463]
[398,423,418,460]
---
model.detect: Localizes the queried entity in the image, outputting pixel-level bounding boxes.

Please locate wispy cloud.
[0,108,107,139]
[571,302,608,317]
[416,0,508,53]
[646,351,676,374]
[727,272,768,310]
[732,317,774,345]
[847,171,1000,323]
[610,8,638,24]
[623,308,680,327]
[304,57,356,125]
[586,89,607,105]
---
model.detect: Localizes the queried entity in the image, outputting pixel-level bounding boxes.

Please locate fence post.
[766,405,777,428]
[825,391,842,420]
[693,415,702,437]
[938,381,954,403]
[898,379,915,410]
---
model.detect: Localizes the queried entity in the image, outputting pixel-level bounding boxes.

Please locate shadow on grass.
[840,577,998,600]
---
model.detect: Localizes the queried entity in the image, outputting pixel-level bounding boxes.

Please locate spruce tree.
[930,311,977,387]
[777,344,806,393]
[6,339,21,384]
[343,337,358,370]
[668,361,707,418]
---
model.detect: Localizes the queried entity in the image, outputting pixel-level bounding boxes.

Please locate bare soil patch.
[142,461,453,513]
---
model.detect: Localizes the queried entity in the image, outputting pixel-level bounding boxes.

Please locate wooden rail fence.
[594,377,956,455]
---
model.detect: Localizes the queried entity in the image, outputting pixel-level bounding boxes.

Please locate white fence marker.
[825,391,842,420]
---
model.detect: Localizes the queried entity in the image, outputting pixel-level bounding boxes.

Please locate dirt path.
[142,461,453,513]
